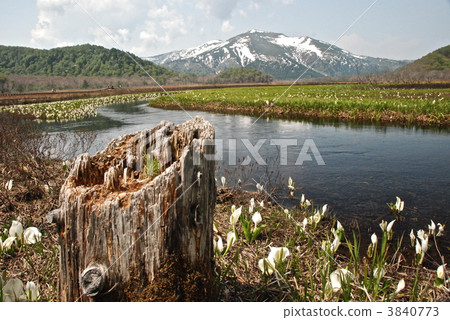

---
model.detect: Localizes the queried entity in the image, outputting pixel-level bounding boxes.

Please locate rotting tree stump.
[50,117,216,301]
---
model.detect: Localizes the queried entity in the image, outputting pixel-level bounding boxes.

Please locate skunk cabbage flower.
[24,227,42,244]
[214,235,224,255]
[415,239,422,255]
[396,279,405,293]
[249,198,255,213]
[230,206,242,228]
[268,247,290,265]
[288,177,295,191]
[2,278,24,302]
[256,183,263,193]
[329,269,353,293]
[417,229,425,241]
[258,258,275,275]
[302,217,308,228]
[437,223,444,237]
[379,220,387,232]
[395,196,404,212]
[421,234,429,254]
[435,264,446,288]
[387,220,395,233]
[321,204,328,216]
[288,177,295,198]
[252,212,262,228]
[259,200,264,208]
[2,237,17,250]
[20,281,40,301]
[9,220,23,238]
[428,220,436,236]
[331,235,340,252]
[371,233,378,245]
[313,211,321,224]
[409,229,416,247]
[226,231,236,251]
[437,264,446,280]
[336,221,344,233]
[300,194,311,207]
[373,267,385,279]
[221,176,227,188]
[386,220,395,240]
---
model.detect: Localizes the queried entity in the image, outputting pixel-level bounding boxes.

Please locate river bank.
[149,84,450,127]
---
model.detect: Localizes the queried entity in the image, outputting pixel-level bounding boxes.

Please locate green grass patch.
[150,84,450,126]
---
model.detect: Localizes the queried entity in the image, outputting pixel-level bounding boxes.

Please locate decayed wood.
[54,116,216,301]
[80,263,107,297]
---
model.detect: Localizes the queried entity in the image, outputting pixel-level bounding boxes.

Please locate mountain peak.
[147,31,408,79]
[247,29,266,34]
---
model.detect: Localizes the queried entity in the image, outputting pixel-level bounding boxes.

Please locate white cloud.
[221,20,235,33]
[196,0,239,20]
[31,10,58,46]
[36,0,71,13]
[117,28,130,43]
[336,33,422,60]
[27,0,315,56]
[137,4,187,50]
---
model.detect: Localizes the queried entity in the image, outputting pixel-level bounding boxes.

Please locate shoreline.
[149,100,450,128]
[148,84,450,127]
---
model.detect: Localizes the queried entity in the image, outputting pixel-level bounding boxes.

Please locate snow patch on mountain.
[270,35,323,58]
[230,38,256,66]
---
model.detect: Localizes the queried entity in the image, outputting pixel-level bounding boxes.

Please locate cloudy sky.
[1,0,449,60]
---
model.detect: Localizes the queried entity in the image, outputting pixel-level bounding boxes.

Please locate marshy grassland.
[2,92,162,121]
[149,84,450,127]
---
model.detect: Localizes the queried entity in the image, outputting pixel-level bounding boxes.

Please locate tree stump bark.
[53,117,216,301]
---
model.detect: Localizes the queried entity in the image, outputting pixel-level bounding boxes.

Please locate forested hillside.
[0,44,175,77]
[399,45,450,72]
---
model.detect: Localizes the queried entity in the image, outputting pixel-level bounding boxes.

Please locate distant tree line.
[0,44,175,78]
[213,67,273,84]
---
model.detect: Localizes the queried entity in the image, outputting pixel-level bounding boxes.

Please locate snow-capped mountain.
[146,30,409,80]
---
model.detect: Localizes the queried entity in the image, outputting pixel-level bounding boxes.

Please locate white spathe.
[329,269,354,293]
[2,237,17,250]
[229,206,242,228]
[252,212,262,228]
[24,227,42,244]
[2,278,24,302]
[9,220,23,238]
[258,258,275,275]
[268,247,290,265]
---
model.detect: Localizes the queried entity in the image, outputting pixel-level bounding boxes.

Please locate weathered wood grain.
[54,117,216,301]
